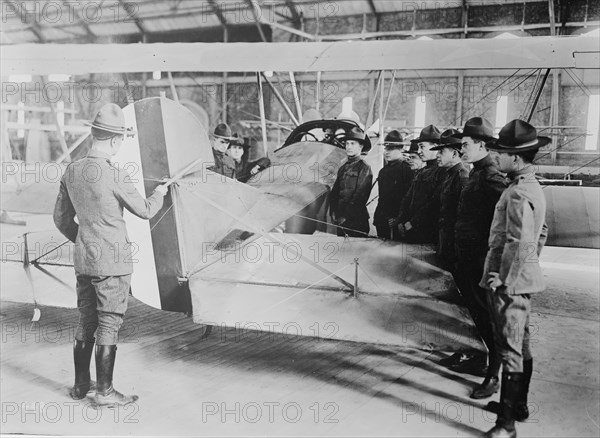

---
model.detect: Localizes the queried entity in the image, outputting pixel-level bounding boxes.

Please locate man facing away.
[480,119,549,438]
[393,125,447,244]
[54,103,168,407]
[329,127,373,237]
[430,129,469,270]
[373,130,414,240]
[451,117,508,399]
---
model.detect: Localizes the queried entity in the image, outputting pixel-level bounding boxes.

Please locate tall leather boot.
[484,372,522,438]
[471,353,501,399]
[70,339,96,399]
[94,345,138,407]
[485,360,532,422]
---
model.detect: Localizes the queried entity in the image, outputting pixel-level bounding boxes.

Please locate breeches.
[75,274,132,345]
[487,290,532,373]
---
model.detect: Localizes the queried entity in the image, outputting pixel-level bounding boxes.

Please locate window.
[585,94,599,151]
[414,96,426,138]
[495,95,508,133]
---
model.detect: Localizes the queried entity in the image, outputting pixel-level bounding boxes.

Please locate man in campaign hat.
[450,117,508,399]
[209,123,237,177]
[430,129,468,269]
[373,130,414,239]
[329,127,373,237]
[393,125,447,243]
[54,103,169,407]
[405,139,425,171]
[480,120,549,438]
[226,136,271,183]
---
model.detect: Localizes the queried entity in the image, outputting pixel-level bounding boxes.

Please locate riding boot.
[471,353,501,399]
[70,339,96,400]
[486,360,532,422]
[484,372,522,438]
[94,345,138,407]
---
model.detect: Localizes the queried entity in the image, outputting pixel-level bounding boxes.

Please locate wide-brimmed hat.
[431,128,462,151]
[455,117,495,141]
[341,127,372,153]
[85,103,135,137]
[406,140,420,154]
[383,129,408,148]
[486,119,551,152]
[211,123,234,140]
[410,125,442,144]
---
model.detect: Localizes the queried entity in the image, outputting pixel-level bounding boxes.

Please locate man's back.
[54,150,164,276]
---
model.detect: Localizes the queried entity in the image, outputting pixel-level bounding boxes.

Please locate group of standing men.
[54,102,549,438]
[327,115,549,438]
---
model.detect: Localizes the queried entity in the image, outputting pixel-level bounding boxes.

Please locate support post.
[353,258,359,298]
[256,72,269,157]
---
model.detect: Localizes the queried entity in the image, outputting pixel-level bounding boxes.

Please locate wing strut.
[526,68,551,122]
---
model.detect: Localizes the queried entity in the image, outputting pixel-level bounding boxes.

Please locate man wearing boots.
[54,103,168,407]
[429,129,468,271]
[394,125,447,244]
[373,130,414,240]
[480,119,549,438]
[329,127,373,237]
[452,117,508,399]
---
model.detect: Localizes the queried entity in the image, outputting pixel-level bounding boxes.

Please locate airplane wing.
[2,37,598,75]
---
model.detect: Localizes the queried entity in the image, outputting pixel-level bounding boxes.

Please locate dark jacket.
[329,156,373,223]
[53,150,164,276]
[234,157,271,183]
[438,161,469,263]
[374,160,414,226]
[455,154,508,246]
[211,149,236,178]
[398,160,447,242]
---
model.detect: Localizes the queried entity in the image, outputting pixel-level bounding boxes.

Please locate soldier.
[394,125,447,244]
[209,123,237,178]
[227,136,271,183]
[373,130,414,240]
[53,104,168,407]
[329,127,373,237]
[430,129,469,270]
[405,140,426,171]
[480,120,549,438]
[451,117,508,399]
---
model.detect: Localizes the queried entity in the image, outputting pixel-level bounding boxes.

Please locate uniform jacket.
[373,160,414,226]
[211,149,236,178]
[480,167,548,295]
[455,154,508,245]
[235,157,271,183]
[53,150,164,276]
[398,160,447,241]
[329,156,373,222]
[438,161,469,260]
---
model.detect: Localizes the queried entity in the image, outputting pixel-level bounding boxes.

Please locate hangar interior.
[1,1,599,437]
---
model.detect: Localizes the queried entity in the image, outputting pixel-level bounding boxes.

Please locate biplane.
[1,36,599,349]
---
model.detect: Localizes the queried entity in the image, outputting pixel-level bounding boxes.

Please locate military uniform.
[481,167,547,372]
[54,150,165,345]
[453,154,507,376]
[397,161,447,243]
[235,156,271,183]
[211,149,237,178]
[373,160,414,239]
[329,156,373,237]
[438,161,469,268]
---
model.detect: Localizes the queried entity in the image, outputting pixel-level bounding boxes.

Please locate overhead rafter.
[284,0,301,28]
[207,0,228,28]
[366,0,381,32]
[117,0,147,38]
[14,0,46,42]
[61,0,96,42]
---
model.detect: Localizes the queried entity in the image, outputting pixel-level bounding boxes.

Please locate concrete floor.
[1,246,599,437]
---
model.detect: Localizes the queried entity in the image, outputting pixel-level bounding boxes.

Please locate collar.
[472,154,494,170]
[87,149,112,160]
[447,161,464,174]
[508,165,536,182]
[347,155,362,163]
[425,159,438,168]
